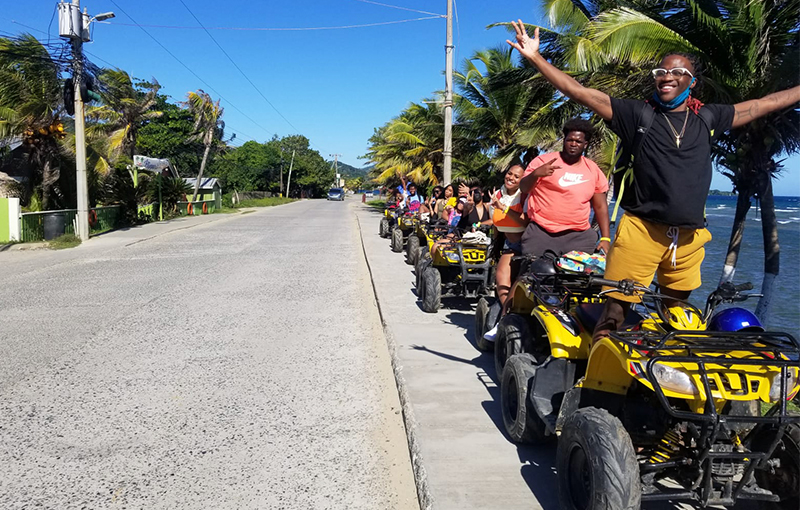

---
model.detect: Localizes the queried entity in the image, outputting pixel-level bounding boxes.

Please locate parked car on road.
[327,188,345,201]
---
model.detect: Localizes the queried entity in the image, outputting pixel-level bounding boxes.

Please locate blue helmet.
[708,307,765,332]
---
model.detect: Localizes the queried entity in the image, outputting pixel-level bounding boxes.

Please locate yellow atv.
[416,227,494,313]
[379,206,399,238]
[499,276,800,509]
[390,211,417,253]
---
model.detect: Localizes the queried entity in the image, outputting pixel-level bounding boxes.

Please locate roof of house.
[183,177,221,190]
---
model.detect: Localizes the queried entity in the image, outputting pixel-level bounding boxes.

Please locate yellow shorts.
[603,213,712,302]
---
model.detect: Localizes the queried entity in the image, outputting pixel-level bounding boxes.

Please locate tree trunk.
[191,143,211,202]
[719,191,752,285]
[40,146,60,210]
[755,178,779,322]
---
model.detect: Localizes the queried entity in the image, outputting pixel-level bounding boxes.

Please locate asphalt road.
[0,199,418,509]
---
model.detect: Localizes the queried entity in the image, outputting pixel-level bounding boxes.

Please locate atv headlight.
[650,364,697,395]
[444,252,460,264]
[769,370,797,402]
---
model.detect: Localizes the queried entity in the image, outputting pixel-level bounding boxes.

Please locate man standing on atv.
[506,19,800,340]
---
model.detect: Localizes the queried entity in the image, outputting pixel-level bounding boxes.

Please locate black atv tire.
[501,354,549,444]
[406,235,420,266]
[753,422,800,509]
[391,227,403,253]
[557,407,641,510]
[495,313,530,379]
[416,255,431,292]
[379,218,390,238]
[474,297,494,352]
[421,267,441,313]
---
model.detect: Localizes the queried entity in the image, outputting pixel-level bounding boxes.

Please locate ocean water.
[697,195,800,334]
[605,196,799,334]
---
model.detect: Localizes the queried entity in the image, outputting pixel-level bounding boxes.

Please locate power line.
[352,0,444,17]
[99,16,442,31]
[106,0,275,141]
[177,0,302,138]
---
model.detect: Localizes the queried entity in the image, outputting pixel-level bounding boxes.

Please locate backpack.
[610,103,718,223]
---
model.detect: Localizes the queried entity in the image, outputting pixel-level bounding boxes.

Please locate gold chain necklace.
[661,109,690,148]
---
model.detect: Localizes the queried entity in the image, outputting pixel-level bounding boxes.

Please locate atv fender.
[508,279,536,316]
[555,385,626,435]
[529,356,577,435]
[582,337,635,396]
[531,307,590,360]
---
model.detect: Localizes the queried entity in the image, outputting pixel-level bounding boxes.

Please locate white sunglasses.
[651,67,694,79]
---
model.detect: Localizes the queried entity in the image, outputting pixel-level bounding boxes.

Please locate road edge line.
[354,209,433,510]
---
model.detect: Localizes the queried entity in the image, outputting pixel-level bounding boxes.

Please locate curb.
[354,210,433,510]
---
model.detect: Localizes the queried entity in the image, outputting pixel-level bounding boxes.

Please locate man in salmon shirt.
[519,118,611,258]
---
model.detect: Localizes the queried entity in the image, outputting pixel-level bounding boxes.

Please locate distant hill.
[335,162,372,179]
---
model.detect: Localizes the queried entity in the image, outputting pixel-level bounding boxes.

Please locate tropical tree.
[455,46,572,169]
[88,70,162,163]
[183,89,224,202]
[136,95,202,177]
[0,34,67,209]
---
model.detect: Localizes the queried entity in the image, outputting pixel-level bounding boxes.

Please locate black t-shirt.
[457,203,490,230]
[608,98,734,228]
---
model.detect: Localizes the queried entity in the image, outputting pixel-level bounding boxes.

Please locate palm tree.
[0,34,66,209]
[501,0,799,321]
[88,69,162,163]
[455,46,572,170]
[365,104,439,186]
[183,90,224,202]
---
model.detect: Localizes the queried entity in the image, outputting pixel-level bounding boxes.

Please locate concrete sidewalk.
[355,204,558,510]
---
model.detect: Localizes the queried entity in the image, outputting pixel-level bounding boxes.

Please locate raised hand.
[458,183,470,197]
[490,188,501,210]
[506,20,539,61]
[532,157,560,178]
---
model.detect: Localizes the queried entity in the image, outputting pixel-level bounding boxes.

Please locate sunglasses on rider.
[651,67,694,79]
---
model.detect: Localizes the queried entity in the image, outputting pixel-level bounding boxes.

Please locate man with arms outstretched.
[506,20,800,339]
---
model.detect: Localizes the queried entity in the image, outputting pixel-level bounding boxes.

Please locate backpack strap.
[697,107,717,141]
[611,103,655,223]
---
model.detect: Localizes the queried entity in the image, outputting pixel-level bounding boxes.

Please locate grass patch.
[366,199,386,209]
[761,399,800,415]
[234,197,295,208]
[48,234,81,250]
[213,207,239,214]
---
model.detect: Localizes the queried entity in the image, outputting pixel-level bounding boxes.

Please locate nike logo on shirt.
[558,172,589,188]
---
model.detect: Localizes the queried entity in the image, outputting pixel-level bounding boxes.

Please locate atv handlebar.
[703,281,761,321]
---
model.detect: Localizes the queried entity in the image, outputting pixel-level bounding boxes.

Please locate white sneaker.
[483,324,499,342]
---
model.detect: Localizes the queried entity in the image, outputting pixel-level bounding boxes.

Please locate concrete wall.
[0,198,21,243]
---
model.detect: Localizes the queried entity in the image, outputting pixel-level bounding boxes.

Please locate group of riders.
[386,20,798,344]
[377,21,800,510]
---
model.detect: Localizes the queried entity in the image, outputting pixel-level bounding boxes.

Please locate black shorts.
[520,222,598,258]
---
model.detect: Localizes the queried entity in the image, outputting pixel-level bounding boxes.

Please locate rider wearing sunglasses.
[506,19,800,342]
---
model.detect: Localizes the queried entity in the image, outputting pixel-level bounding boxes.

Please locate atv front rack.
[609,329,800,507]
[610,329,800,424]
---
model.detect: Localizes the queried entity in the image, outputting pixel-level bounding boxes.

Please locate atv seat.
[575,303,643,332]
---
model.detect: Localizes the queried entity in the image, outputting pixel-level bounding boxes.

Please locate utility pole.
[59,1,114,241]
[330,153,341,187]
[285,150,296,198]
[443,0,454,186]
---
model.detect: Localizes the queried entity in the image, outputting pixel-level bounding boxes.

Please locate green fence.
[20,206,122,242]
[177,200,216,216]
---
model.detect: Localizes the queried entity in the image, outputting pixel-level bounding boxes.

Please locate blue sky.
[2,1,797,195]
